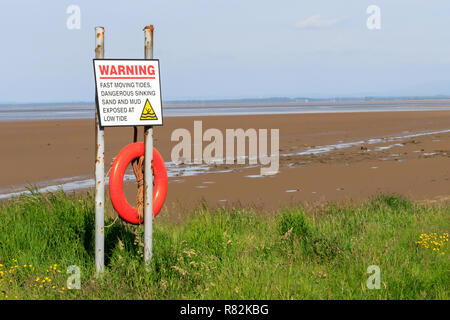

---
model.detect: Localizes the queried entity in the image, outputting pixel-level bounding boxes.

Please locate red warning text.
[99,64,156,79]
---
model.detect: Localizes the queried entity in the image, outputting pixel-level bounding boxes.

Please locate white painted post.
[143,25,154,270]
[94,26,105,276]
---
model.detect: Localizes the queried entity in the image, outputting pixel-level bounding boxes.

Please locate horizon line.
[2,94,450,107]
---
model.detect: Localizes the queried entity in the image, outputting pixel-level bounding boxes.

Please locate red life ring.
[109,142,167,224]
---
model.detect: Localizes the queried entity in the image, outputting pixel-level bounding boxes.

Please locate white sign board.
[93,59,163,127]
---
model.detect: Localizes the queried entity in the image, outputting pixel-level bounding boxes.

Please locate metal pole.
[143,25,154,270]
[94,26,105,277]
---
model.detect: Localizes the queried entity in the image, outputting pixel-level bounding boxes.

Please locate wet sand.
[1,111,450,213]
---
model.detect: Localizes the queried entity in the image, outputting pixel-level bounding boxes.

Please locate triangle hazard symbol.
[140,99,158,120]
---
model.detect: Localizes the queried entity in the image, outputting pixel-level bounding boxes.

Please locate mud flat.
[1,110,450,212]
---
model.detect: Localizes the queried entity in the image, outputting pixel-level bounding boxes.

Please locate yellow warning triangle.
[140,99,158,120]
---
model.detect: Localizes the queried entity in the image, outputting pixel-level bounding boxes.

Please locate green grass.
[0,190,448,300]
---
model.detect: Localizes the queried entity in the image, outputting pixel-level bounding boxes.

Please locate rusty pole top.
[95,27,104,59]
[144,25,154,60]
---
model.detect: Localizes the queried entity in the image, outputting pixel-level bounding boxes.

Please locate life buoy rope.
[109,142,168,225]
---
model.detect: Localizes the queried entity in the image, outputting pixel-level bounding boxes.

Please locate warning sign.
[93,59,163,127]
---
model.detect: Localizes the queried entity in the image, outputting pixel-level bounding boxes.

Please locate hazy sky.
[1,0,450,103]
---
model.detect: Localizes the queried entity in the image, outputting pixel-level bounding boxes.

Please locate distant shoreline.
[2,96,450,107]
[1,99,450,122]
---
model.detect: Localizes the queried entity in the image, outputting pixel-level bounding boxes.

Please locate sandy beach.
[1,110,450,213]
